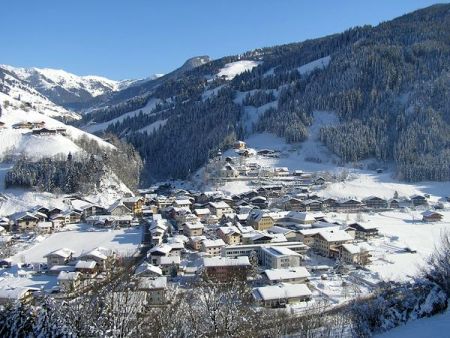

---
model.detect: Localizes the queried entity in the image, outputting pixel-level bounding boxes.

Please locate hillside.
[0,64,136,112]
[0,91,137,214]
[71,4,450,185]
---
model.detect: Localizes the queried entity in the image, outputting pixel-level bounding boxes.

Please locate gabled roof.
[218,226,241,236]
[135,262,162,276]
[10,211,39,221]
[0,287,38,300]
[107,200,132,213]
[194,208,210,215]
[254,283,311,301]
[209,201,231,209]
[57,271,81,281]
[149,244,173,255]
[202,239,225,248]
[183,221,204,230]
[341,243,364,255]
[316,230,353,242]
[81,248,108,261]
[45,248,74,258]
[421,210,443,217]
[75,260,97,269]
[122,196,144,203]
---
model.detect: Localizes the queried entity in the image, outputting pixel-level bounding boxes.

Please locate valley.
[0,3,449,337]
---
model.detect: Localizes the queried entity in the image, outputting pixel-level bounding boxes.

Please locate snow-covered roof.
[37,221,53,228]
[75,260,97,269]
[82,248,108,260]
[194,208,211,215]
[261,246,300,257]
[254,283,311,301]
[190,235,207,242]
[285,211,315,222]
[149,244,172,255]
[202,239,226,248]
[174,199,192,206]
[135,262,162,276]
[317,230,353,242]
[91,215,133,222]
[122,196,143,203]
[0,287,37,300]
[10,211,39,221]
[138,276,167,289]
[421,210,443,217]
[341,243,362,255]
[184,222,204,230]
[159,256,181,265]
[57,271,81,281]
[70,199,94,211]
[209,201,231,209]
[264,267,310,281]
[107,200,131,213]
[267,225,294,234]
[45,248,74,258]
[203,256,250,268]
[218,226,241,236]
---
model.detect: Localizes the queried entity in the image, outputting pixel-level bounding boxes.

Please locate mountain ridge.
[2,4,450,184]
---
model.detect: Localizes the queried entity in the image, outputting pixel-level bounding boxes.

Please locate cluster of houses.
[1,195,146,234]
[0,179,446,308]
[7,120,67,136]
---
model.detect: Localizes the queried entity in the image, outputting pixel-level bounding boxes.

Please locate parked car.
[0,259,12,268]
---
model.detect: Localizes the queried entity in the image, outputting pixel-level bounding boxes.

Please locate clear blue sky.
[1,0,446,80]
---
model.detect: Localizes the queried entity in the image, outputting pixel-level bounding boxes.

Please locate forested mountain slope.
[77,4,450,184]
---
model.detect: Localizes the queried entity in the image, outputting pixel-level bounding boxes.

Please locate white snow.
[0,92,113,161]
[0,225,141,290]
[137,119,167,134]
[242,100,278,133]
[84,98,161,133]
[202,85,225,101]
[10,225,140,264]
[297,56,331,75]
[0,70,80,120]
[318,172,450,201]
[376,310,450,338]
[0,130,81,160]
[1,64,126,97]
[217,60,261,80]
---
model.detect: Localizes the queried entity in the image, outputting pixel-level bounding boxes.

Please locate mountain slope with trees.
[54,5,450,183]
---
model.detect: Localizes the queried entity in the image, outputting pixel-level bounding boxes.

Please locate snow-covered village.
[1,1,450,337]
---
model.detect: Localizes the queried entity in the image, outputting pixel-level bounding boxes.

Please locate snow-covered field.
[0,225,141,290]
[217,60,261,80]
[0,92,113,160]
[325,210,450,281]
[11,225,141,264]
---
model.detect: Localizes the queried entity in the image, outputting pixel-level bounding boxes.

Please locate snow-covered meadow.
[0,225,141,290]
